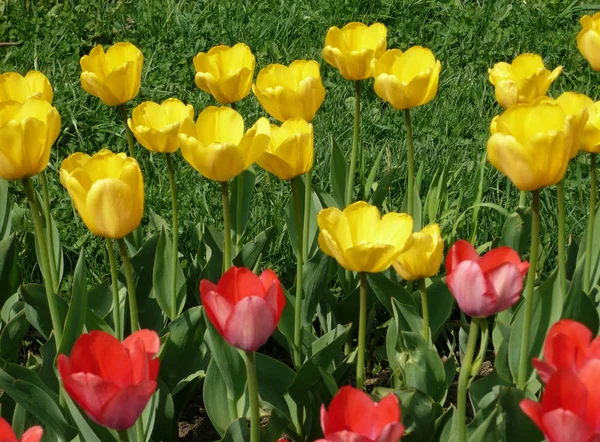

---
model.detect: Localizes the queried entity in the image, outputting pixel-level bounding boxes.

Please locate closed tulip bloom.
[178,106,270,182]
[488,54,562,109]
[60,149,144,239]
[532,319,600,383]
[581,101,600,153]
[0,71,53,103]
[521,361,600,442]
[554,92,591,156]
[253,60,325,122]
[578,12,600,71]
[487,100,575,191]
[257,118,313,180]
[127,98,194,153]
[200,266,285,352]
[0,97,60,180]
[393,223,443,281]
[58,330,159,430]
[193,43,255,104]
[317,201,413,273]
[80,42,143,106]
[372,47,441,110]
[445,240,529,318]
[316,386,405,442]
[0,417,42,442]
[322,22,387,81]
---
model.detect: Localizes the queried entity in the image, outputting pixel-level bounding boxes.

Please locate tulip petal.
[238,117,271,167]
[370,394,401,440]
[446,261,497,317]
[123,330,160,384]
[344,243,398,273]
[0,416,17,440]
[478,246,525,273]
[62,372,121,425]
[542,369,587,417]
[483,262,523,312]
[260,269,285,321]
[223,296,276,351]
[200,285,233,336]
[217,266,265,303]
[25,70,53,103]
[0,72,30,103]
[374,212,413,253]
[575,360,600,430]
[80,71,122,107]
[20,426,44,442]
[542,320,592,376]
[98,381,157,430]
[542,409,596,442]
[376,422,405,442]
[317,207,353,256]
[345,202,381,245]
[445,240,479,274]
[324,386,376,436]
[520,399,546,435]
[578,29,600,72]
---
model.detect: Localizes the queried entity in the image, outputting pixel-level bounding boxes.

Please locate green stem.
[518,190,527,210]
[106,239,122,340]
[117,238,140,333]
[302,171,312,264]
[456,319,480,442]
[345,80,361,206]
[517,190,540,389]
[291,177,304,369]
[135,417,144,442]
[419,279,430,342]
[356,272,368,389]
[235,174,243,254]
[227,396,238,421]
[22,178,63,347]
[221,181,232,271]
[118,104,136,158]
[166,153,179,319]
[117,429,130,442]
[585,154,597,294]
[405,109,415,222]
[39,171,58,292]
[244,351,260,442]
[557,181,567,299]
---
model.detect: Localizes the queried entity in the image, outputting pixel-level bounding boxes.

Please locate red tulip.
[315,386,404,442]
[200,266,285,352]
[533,319,600,383]
[520,360,600,442]
[445,240,529,317]
[0,417,42,442]
[58,330,160,430]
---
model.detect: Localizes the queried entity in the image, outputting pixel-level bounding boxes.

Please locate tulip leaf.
[468,153,486,245]
[330,135,347,208]
[230,167,257,241]
[20,283,68,340]
[0,234,21,307]
[368,272,417,316]
[38,335,59,393]
[575,202,600,290]
[497,387,543,442]
[426,278,455,341]
[199,226,224,284]
[0,310,29,361]
[467,408,501,442]
[284,175,320,259]
[371,167,398,210]
[401,176,423,231]
[87,280,113,319]
[124,233,160,307]
[500,208,532,258]
[203,357,244,436]
[33,190,64,291]
[0,292,21,324]
[59,247,87,356]
[233,226,275,270]
[562,264,600,336]
[150,378,177,442]
[217,418,250,442]
[302,251,333,328]
[0,178,12,241]
[0,366,77,440]
[153,227,186,319]
[364,146,386,201]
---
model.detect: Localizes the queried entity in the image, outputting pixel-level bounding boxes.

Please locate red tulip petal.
[201,289,233,336]
[68,331,132,387]
[0,416,17,440]
[217,266,265,303]
[484,262,523,312]
[520,399,546,434]
[587,337,600,361]
[478,246,523,273]
[324,386,375,436]
[532,358,554,384]
[542,409,596,442]
[62,373,121,425]
[57,354,73,378]
[98,381,157,430]
[445,240,479,274]
[576,360,600,430]
[223,296,276,351]
[262,270,285,324]
[375,423,405,442]
[370,394,401,439]
[318,431,373,442]
[542,369,587,417]
[199,279,217,298]
[123,329,160,356]
[446,261,497,317]
[123,332,159,384]
[19,426,43,442]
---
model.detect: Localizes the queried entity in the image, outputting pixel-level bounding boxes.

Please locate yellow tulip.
[578,12,600,71]
[252,60,325,122]
[80,42,144,106]
[178,106,270,182]
[127,98,194,154]
[581,101,600,153]
[554,92,591,156]
[317,201,413,273]
[257,118,313,180]
[193,43,255,104]
[60,149,144,239]
[488,54,562,109]
[322,22,387,81]
[372,46,441,110]
[393,224,443,281]
[487,100,575,191]
[0,97,60,180]
[0,71,53,103]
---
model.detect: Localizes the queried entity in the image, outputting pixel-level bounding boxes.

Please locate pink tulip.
[445,240,529,317]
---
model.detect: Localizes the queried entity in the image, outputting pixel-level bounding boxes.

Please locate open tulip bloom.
[0,417,42,442]
[0,71,53,103]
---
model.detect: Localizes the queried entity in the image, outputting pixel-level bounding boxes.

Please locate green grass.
[3,0,600,286]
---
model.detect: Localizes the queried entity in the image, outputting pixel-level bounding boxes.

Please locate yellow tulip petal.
[237,117,271,167]
[344,201,381,245]
[0,121,24,180]
[317,207,353,254]
[375,212,413,252]
[80,72,121,106]
[196,106,244,146]
[344,243,398,273]
[25,71,53,103]
[578,29,600,71]
[0,73,29,103]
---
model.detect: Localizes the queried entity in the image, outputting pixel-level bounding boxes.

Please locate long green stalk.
[106,239,122,340]
[166,153,179,318]
[517,190,540,389]
[23,178,63,347]
[456,320,480,442]
[302,171,311,264]
[40,170,58,291]
[584,154,597,294]
[419,279,430,342]
[244,351,260,442]
[118,104,136,158]
[117,238,140,333]
[356,272,368,388]
[556,181,567,299]
[405,109,415,221]
[518,190,527,210]
[221,181,232,271]
[291,177,304,369]
[345,81,361,206]
[230,102,243,254]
